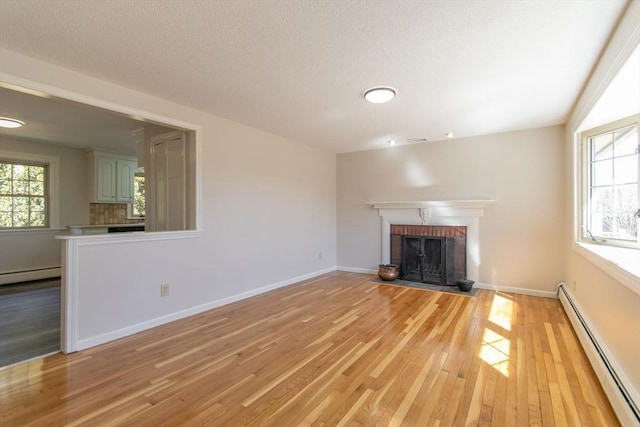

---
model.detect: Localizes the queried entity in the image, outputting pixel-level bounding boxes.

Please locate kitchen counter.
[68,223,145,235]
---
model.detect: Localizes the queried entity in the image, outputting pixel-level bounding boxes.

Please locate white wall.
[0,47,336,347]
[337,125,565,292]
[563,1,640,394]
[0,137,88,275]
[69,122,337,344]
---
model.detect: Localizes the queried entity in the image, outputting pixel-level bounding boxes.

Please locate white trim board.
[337,266,378,274]
[0,267,61,285]
[473,282,557,299]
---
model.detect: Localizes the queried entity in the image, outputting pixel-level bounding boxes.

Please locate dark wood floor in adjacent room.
[0,272,618,426]
[0,278,60,367]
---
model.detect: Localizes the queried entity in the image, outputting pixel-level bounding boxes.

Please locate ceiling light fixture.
[445,132,455,138]
[0,117,25,128]
[363,86,396,104]
[388,140,396,146]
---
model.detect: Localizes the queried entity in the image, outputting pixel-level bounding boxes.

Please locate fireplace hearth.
[391,225,466,286]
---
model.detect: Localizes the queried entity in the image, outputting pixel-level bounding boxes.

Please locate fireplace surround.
[367,200,495,283]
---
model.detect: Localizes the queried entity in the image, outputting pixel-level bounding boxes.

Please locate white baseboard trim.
[558,283,639,426]
[337,266,378,274]
[474,282,557,299]
[75,266,336,351]
[0,267,61,285]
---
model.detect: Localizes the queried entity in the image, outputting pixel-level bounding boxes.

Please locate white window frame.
[0,151,59,230]
[574,115,640,293]
[127,171,146,220]
[580,114,640,250]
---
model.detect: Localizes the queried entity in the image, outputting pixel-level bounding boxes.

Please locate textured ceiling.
[0,0,629,153]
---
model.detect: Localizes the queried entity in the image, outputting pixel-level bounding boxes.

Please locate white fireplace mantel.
[367,200,495,209]
[367,200,495,281]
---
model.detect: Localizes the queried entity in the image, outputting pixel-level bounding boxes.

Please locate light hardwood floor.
[0,272,618,426]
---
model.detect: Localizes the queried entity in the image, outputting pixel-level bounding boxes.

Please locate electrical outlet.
[318,251,323,260]
[160,283,170,297]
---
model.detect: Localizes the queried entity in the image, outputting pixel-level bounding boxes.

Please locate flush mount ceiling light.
[388,140,396,146]
[363,86,396,104]
[445,132,455,138]
[0,117,25,128]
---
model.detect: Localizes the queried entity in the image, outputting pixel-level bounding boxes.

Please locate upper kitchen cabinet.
[88,151,137,203]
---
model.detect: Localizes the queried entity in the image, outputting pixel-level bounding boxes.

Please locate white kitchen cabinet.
[116,159,136,202]
[89,151,137,203]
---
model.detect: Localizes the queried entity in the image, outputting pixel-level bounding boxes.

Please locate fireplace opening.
[401,236,445,284]
[390,225,466,286]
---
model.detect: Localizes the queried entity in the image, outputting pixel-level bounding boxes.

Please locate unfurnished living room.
[0,1,638,426]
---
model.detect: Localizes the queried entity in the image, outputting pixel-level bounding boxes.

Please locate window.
[0,161,48,228]
[132,173,145,218]
[582,114,639,248]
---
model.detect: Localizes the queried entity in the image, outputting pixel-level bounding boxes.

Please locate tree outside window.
[132,173,145,217]
[584,116,639,247]
[0,161,48,228]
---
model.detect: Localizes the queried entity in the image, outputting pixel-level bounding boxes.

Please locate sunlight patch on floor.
[479,328,510,377]
[488,293,514,331]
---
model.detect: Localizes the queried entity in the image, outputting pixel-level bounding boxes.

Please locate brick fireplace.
[367,200,495,283]
[390,225,466,285]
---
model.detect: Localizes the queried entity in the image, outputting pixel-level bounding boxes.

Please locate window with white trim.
[0,160,49,228]
[582,114,639,248]
[132,172,145,218]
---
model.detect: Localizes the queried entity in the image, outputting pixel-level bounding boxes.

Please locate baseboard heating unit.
[0,266,61,285]
[557,283,640,427]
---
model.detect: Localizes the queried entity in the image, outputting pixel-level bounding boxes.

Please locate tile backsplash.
[90,203,143,225]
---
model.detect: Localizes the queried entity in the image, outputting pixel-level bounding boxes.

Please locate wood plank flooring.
[0,272,618,426]
[0,279,60,367]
